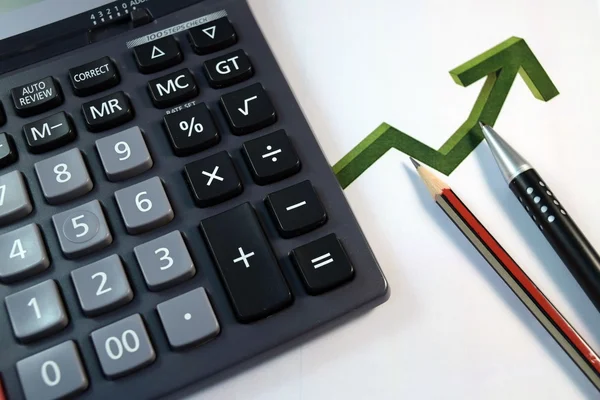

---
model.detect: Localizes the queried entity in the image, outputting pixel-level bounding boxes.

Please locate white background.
[194,0,600,398]
[3,0,600,398]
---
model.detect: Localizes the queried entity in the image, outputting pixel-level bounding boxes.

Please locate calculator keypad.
[0,170,32,226]
[0,224,49,283]
[95,126,153,181]
[6,280,68,343]
[52,200,113,258]
[71,255,133,316]
[35,148,93,205]
[0,6,384,399]
[114,177,174,234]
[16,341,88,400]
[90,314,156,379]
[134,231,196,291]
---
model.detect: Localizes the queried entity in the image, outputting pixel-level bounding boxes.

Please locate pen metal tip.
[409,157,421,169]
[478,121,488,130]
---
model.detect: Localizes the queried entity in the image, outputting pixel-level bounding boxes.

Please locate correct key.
[200,202,292,322]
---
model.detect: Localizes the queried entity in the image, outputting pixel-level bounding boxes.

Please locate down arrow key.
[189,17,237,55]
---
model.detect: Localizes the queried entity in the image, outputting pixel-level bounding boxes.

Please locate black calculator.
[0,1,389,399]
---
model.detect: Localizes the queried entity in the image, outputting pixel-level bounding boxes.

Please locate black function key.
[265,180,327,238]
[11,76,63,117]
[69,56,120,96]
[188,17,237,55]
[134,36,183,74]
[23,112,76,154]
[0,102,6,126]
[220,83,277,135]
[200,202,292,322]
[290,234,355,295]
[242,130,301,185]
[148,68,198,109]
[0,133,17,168]
[203,49,254,88]
[82,91,134,132]
[163,103,220,156]
[184,151,242,207]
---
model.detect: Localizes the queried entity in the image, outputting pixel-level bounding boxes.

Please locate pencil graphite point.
[409,157,421,169]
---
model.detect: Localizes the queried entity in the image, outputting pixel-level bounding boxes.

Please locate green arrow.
[333,36,559,189]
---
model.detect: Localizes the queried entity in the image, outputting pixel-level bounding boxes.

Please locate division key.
[200,202,292,322]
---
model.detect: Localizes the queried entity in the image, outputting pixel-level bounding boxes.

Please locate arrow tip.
[409,157,421,169]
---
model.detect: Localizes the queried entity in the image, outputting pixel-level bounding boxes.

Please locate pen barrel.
[510,169,600,312]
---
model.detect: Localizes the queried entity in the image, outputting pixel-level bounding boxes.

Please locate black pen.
[480,122,600,312]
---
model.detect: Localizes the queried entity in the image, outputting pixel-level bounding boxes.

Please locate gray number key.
[52,200,112,258]
[71,254,133,316]
[0,223,49,283]
[96,126,153,182]
[114,176,174,234]
[0,170,33,226]
[5,280,68,343]
[34,148,93,204]
[134,231,195,291]
[157,288,220,350]
[16,341,88,400]
[90,314,156,379]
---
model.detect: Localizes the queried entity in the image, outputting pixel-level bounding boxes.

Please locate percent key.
[164,103,220,156]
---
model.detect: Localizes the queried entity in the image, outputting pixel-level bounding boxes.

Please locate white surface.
[193,0,600,399]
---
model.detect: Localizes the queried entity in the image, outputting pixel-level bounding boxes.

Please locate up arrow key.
[202,26,216,39]
[151,46,165,59]
[133,36,183,74]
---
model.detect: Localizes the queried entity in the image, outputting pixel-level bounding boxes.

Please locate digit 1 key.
[199,202,292,322]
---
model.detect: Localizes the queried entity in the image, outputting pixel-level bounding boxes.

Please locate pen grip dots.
[509,169,566,233]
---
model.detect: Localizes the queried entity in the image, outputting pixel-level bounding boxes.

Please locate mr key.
[0,4,387,400]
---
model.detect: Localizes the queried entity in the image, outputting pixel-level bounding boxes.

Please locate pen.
[480,122,600,313]
[410,157,600,390]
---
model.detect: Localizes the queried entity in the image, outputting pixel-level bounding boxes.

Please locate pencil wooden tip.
[410,157,421,169]
[413,162,449,198]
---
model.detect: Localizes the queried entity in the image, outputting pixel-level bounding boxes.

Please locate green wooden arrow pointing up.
[333,36,559,189]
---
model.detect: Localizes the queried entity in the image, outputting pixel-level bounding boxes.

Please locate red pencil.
[411,158,600,391]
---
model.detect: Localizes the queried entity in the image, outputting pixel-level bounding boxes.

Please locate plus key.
[200,202,292,322]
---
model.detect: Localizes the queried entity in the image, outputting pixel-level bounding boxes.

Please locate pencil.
[410,157,600,391]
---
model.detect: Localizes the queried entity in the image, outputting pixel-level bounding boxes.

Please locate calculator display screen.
[0,0,113,40]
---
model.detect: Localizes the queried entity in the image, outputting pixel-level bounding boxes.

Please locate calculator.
[0,1,389,399]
